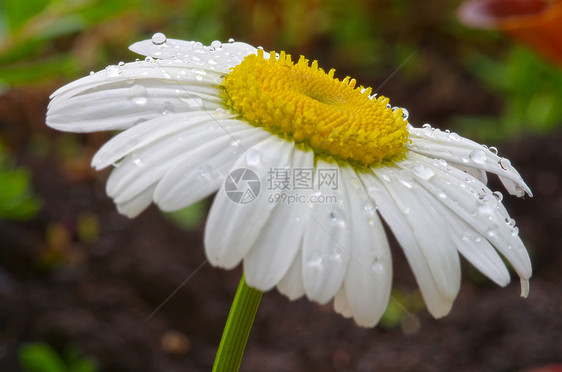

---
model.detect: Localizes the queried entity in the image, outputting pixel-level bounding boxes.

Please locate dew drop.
[412,164,435,180]
[151,32,167,45]
[489,146,498,155]
[498,157,511,170]
[511,227,519,237]
[436,190,447,199]
[132,155,145,167]
[401,108,409,120]
[128,85,148,105]
[106,65,120,77]
[118,61,125,67]
[228,38,235,43]
[448,132,461,141]
[180,94,203,108]
[160,101,175,115]
[363,200,376,214]
[433,159,448,168]
[493,191,503,202]
[211,40,222,50]
[306,250,323,269]
[469,149,487,164]
[89,71,94,75]
[486,228,497,238]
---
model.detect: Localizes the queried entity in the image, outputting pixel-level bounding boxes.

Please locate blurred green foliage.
[0,143,41,220]
[0,0,136,85]
[165,200,207,230]
[379,288,425,329]
[19,342,97,372]
[455,46,562,141]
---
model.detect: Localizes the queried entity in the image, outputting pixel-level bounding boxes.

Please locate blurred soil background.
[0,0,561,371]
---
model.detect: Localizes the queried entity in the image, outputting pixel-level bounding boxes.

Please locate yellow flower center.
[221,49,409,166]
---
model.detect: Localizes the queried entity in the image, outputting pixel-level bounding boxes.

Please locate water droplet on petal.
[489,146,498,154]
[106,65,120,77]
[469,149,487,164]
[160,101,175,115]
[211,40,222,50]
[486,228,497,238]
[401,108,409,120]
[129,85,148,105]
[511,227,519,237]
[179,94,203,108]
[89,71,94,75]
[228,38,235,43]
[448,132,461,141]
[132,154,145,167]
[493,191,503,202]
[433,159,448,168]
[363,200,376,214]
[498,157,511,170]
[118,61,125,67]
[412,164,435,180]
[306,250,323,269]
[436,190,447,199]
[151,32,167,45]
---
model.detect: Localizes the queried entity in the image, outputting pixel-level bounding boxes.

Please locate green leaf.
[19,343,67,372]
[4,0,50,33]
[164,201,207,230]
[0,145,41,221]
[0,53,77,85]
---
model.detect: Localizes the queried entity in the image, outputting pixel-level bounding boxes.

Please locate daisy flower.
[46,34,532,328]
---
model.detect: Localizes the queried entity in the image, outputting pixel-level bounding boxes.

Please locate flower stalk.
[212,274,263,372]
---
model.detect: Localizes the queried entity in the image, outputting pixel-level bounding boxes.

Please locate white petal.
[47,64,224,133]
[276,250,306,301]
[154,124,270,211]
[453,164,488,185]
[301,160,351,305]
[243,148,312,291]
[409,127,532,197]
[105,115,242,204]
[204,136,294,269]
[92,111,233,170]
[129,38,259,73]
[115,184,156,218]
[339,166,392,327]
[333,287,353,319]
[359,171,457,318]
[408,153,532,282]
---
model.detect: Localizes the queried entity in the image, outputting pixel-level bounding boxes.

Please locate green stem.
[212,274,263,372]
